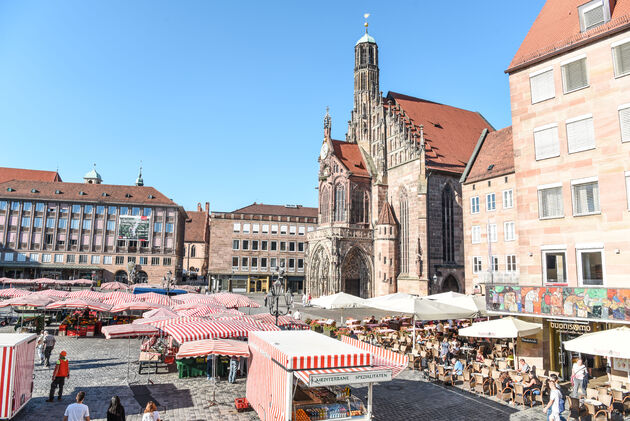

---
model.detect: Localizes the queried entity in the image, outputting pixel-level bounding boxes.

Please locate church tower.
[374,201,397,296]
[350,16,379,152]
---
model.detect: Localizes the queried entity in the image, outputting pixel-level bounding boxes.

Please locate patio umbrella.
[45,299,112,312]
[425,291,466,300]
[143,307,178,319]
[365,292,417,304]
[72,279,94,286]
[431,295,488,318]
[110,301,165,313]
[0,295,54,308]
[176,305,226,317]
[67,290,107,302]
[312,292,367,324]
[100,282,130,291]
[103,291,142,306]
[251,313,309,329]
[37,289,69,299]
[101,323,162,382]
[563,326,630,359]
[176,338,249,359]
[208,293,260,309]
[136,292,175,307]
[0,288,31,299]
[458,316,542,365]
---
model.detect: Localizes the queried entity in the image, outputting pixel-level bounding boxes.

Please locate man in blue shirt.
[452,358,464,376]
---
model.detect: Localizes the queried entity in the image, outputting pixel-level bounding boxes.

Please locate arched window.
[442,184,455,263]
[190,245,196,258]
[320,186,330,223]
[351,188,366,224]
[399,192,409,273]
[334,184,346,222]
[360,46,367,65]
[369,46,374,64]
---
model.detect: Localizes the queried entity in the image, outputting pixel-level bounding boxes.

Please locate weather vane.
[364,13,370,33]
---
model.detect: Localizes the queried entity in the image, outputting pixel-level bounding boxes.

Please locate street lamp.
[432,274,437,294]
[266,267,291,326]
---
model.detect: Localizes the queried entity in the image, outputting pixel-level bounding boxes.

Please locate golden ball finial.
[364,22,368,27]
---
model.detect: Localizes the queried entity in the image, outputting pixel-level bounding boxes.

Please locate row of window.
[471,222,516,244]
[232,239,305,252]
[538,176,604,219]
[529,35,630,105]
[472,255,518,273]
[233,223,313,235]
[543,246,604,286]
[470,189,513,214]
[0,252,172,266]
[0,201,170,218]
[231,256,304,272]
[0,217,173,233]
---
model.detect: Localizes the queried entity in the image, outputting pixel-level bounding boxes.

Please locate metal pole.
[367,383,373,419]
[412,314,416,347]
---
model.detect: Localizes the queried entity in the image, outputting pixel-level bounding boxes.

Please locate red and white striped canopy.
[110,301,165,313]
[72,279,94,285]
[340,335,408,378]
[102,291,141,306]
[176,305,226,317]
[136,292,175,307]
[172,294,218,305]
[0,295,54,308]
[46,299,112,312]
[176,338,249,359]
[208,293,260,308]
[101,323,160,339]
[0,288,31,299]
[99,282,130,291]
[143,307,178,319]
[251,313,310,329]
[163,320,280,344]
[36,289,69,299]
[144,316,208,329]
[66,290,107,301]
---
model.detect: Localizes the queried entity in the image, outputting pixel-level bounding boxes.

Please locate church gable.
[331,140,370,178]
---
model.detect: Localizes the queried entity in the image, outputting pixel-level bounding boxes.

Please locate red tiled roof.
[0,167,61,183]
[464,127,514,184]
[508,0,630,72]
[376,202,397,225]
[185,211,208,243]
[331,140,370,177]
[0,180,176,206]
[387,92,493,174]
[232,203,318,218]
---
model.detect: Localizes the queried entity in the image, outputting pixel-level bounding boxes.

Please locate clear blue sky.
[0,1,545,212]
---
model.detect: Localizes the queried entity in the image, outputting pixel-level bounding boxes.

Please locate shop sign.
[308,370,392,387]
[521,337,538,344]
[486,285,630,323]
[613,358,630,372]
[549,321,592,334]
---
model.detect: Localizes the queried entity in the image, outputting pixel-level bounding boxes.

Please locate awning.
[101,323,161,339]
[176,338,249,359]
[162,320,280,344]
[295,365,394,387]
[458,316,542,339]
[340,335,408,378]
[563,326,630,359]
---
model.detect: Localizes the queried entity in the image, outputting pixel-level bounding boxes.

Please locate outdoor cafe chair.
[463,369,475,392]
[593,394,614,420]
[474,373,490,395]
[512,383,527,407]
[494,379,513,402]
[437,365,454,386]
[587,388,600,400]
[566,396,587,420]
[427,361,438,382]
[521,372,530,383]
[622,395,630,416]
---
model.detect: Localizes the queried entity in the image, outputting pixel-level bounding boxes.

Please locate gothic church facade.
[305,27,493,298]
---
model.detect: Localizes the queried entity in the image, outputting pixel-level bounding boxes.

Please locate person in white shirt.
[293,309,301,320]
[543,375,563,421]
[63,391,90,421]
[142,401,160,421]
[571,358,587,397]
[436,322,444,333]
[519,358,531,374]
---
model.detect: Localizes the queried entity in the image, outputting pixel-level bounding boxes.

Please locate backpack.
[558,395,565,413]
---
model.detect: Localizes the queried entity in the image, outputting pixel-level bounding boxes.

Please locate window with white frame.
[232,239,239,250]
[243,223,250,234]
[577,247,605,286]
[619,104,630,142]
[103,256,112,264]
[241,257,248,269]
[307,226,314,232]
[29,253,39,262]
[613,39,630,78]
[506,255,517,272]
[490,256,499,272]
[571,178,600,216]
[486,193,496,211]
[232,257,239,270]
[566,114,595,153]
[260,257,267,270]
[503,189,513,209]
[543,249,568,284]
[251,257,258,270]
[470,196,480,214]
[16,253,27,262]
[252,224,259,234]
[471,226,481,244]
[242,240,249,250]
[298,226,305,236]
[289,226,296,235]
[626,171,630,209]
[472,257,483,273]
[529,67,555,104]
[504,221,516,241]
[561,56,589,93]
[271,225,278,235]
[534,124,560,160]
[280,225,287,235]
[579,0,607,32]
[54,254,63,263]
[233,223,240,233]
[262,224,269,234]
[288,258,295,271]
[42,254,52,263]
[487,224,497,243]
[91,255,101,264]
[538,184,564,219]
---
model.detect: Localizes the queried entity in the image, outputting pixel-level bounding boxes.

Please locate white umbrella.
[365,292,417,305]
[563,326,630,359]
[432,295,488,317]
[458,316,542,366]
[425,291,465,300]
[311,292,366,324]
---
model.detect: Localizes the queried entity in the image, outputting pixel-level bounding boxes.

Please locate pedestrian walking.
[206,355,213,380]
[43,330,56,367]
[228,355,238,383]
[543,374,564,421]
[301,294,307,307]
[36,331,46,365]
[47,350,69,402]
[106,395,125,421]
[63,391,89,421]
[571,358,587,397]
[141,401,160,421]
[293,309,301,320]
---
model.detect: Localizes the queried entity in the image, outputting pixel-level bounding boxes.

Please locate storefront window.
[543,250,567,284]
[578,249,604,286]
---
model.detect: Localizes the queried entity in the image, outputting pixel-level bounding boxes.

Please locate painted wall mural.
[486,285,630,322]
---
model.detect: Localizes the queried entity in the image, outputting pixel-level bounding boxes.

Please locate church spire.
[135,162,144,187]
[323,106,331,139]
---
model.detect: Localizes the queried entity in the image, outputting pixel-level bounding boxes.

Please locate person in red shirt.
[47,350,69,402]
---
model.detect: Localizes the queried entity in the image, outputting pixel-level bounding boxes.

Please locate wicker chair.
[512,383,527,407]
[566,396,587,420]
[494,379,513,403]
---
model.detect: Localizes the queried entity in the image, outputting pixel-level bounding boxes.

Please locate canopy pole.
[412,314,416,347]
[367,382,373,419]
[126,336,131,384]
[512,337,517,370]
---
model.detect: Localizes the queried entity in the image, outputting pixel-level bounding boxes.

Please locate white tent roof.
[311,292,366,309]
[458,317,541,339]
[251,330,365,359]
[434,295,488,317]
[365,292,417,305]
[365,296,476,320]
[563,326,630,359]
[425,291,465,300]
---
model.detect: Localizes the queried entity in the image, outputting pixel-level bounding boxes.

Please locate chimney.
[197,202,202,212]
[205,202,210,213]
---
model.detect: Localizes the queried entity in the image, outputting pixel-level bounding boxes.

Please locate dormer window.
[78,191,86,196]
[579,0,608,32]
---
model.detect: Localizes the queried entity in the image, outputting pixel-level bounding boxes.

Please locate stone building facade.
[183,202,210,282]
[306,26,493,298]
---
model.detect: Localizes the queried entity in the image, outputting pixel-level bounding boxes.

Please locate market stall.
[47,299,112,337]
[247,330,408,421]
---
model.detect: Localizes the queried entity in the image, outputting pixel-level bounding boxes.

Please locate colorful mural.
[486,286,630,322]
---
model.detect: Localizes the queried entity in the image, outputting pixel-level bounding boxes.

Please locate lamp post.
[266,267,291,326]
[431,273,437,295]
